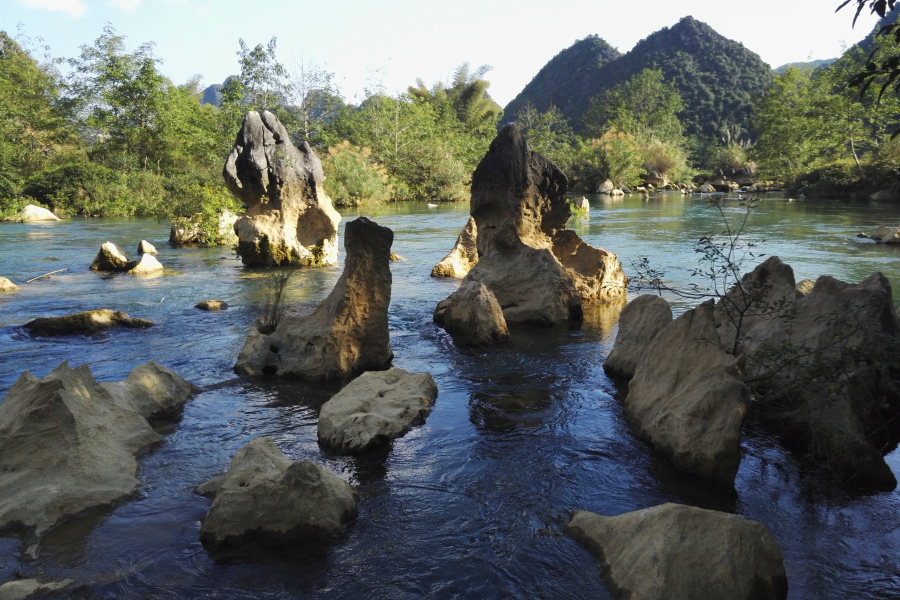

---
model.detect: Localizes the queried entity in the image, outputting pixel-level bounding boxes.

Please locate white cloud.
[109,0,142,11]
[19,0,86,17]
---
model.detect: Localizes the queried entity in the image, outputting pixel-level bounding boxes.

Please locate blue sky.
[3,0,883,106]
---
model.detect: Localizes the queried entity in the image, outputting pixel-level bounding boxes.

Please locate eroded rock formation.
[604,294,673,379]
[431,216,478,278]
[195,437,358,549]
[317,369,438,453]
[224,111,340,266]
[0,361,194,540]
[433,280,510,346]
[565,504,787,600]
[234,217,393,379]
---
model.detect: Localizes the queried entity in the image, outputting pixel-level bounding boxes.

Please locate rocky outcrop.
[196,299,228,311]
[605,294,673,379]
[2,205,60,222]
[0,277,18,292]
[868,225,900,244]
[565,504,787,600]
[433,280,510,346]
[225,111,341,266]
[234,217,393,379]
[624,300,750,483]
[442,124,625,327]
[24,309,153,336]
[317,369,438,453]
[137,240,158,255]
[126,253,163,275]
[100,362,197,420]
[0,361,194,539]
[90,241,132,271]
[168,210,239,246]
[431,217,479,278]
[195,437,358,549]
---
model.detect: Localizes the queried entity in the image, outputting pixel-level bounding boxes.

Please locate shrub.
[640,138,688,177]
[322,141,391,206]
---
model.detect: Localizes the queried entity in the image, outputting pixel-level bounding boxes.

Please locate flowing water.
[0,193,899,599]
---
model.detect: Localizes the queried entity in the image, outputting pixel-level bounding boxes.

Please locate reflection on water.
[0,196,898,599]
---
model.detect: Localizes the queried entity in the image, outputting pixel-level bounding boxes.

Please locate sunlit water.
[0,193,898,599]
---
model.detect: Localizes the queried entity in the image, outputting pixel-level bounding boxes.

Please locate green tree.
[514,102,576,169]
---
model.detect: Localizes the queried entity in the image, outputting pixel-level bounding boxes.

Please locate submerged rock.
[604,294,673,379]
[225,111,341,267]
[565,504,787,600]
[624,300,750,484]
[24,309,153,336]
[433,280,510,346]
[0,361,194,539]
[431,216,478,278]
[127,253,163,275]
[137,240,158,255]
[0,277,18,292]
[234,217,393,379]
[3,205,60,222]
[317,369,438,453]
[195,437,358,549]
[196,299,228,311]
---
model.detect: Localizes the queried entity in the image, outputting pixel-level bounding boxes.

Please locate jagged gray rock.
[565,504,787,600]
[431,216,478,278]
[317,369,438,453]
[225,111,340,266]
[195,437,358,549]
[234,217,393,379]
[605,294,673,379]
[433,280,510,346]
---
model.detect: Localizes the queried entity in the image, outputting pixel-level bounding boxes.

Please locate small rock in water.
[196,299,228,311]
[195,437,359,550]
[24,309,153,336]
[137,239,158,254]
[127,253,163,275]
[389,253,404,262]
[0,277,18,292]
[433,280,510,346]
[318,368,438,453]
[431,216,478,279]
[90,241,132,272]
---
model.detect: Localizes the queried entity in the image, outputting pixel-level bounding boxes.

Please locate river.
[0,193,898,599]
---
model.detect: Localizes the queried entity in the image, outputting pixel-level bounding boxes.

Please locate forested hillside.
[504,16,773,142]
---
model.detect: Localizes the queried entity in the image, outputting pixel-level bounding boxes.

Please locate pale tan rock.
[597,179,615,194]
[234,217,393,379]
[90,241,132,271]
[625,300,750,483]
[195,437,358,549]
[565,504,787,600]
[389,253,404,262]
[431,216,478,278]
[225,111,340,267]
[433,280,510,346]
[127,253,163,275]
[24,309,153,336]
[699,182,715,193]
[196,299,228,311]
[101,362,196,420]
[605,294,673,379]
[317,369,438,453]
[551,230,627,305]
[137,239,158,255]
[0,578,76,600]
[3,204,60,222]
[0,277,18,292]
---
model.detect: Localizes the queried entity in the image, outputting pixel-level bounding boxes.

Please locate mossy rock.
[24,309,154,336]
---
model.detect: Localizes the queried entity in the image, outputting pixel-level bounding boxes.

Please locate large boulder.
[317,369,438,453]
[605,294,673,379]
[624,300,750,483]
[225,111,340,267]
[565,504,787,600]
[433,280,510,346]
[24,309,153,336]
[0,277,18,292]
[126,253,163,275]
[234,217,393,379]
[195,437,358,549]
[431,216,478,278]
[0,362,193,539]
[717,256,900,489]
[100,362,197,420]
[3,205,60,222]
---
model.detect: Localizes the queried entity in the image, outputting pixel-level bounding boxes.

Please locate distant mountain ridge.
[774,59,836,73]
[504,16,774,140]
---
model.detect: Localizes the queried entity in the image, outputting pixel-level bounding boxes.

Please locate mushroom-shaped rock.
[127,253,163,275]
[0,277,18,292]
[195,437,358,549]
[317,369,438,453]
[3,204,60,222]
[24,309,153,336]
[431,216,479,278]
[137,240,158,255]
[605,295,673,379]
[0,362,162,538]
[234,217,393,379]
[196,299,228,311]
[101,362,197,420]
[565,504,788,600]
[433,280,510,346]
[90,241,132,272]
[225,111,341,267]
[625,300,750,483]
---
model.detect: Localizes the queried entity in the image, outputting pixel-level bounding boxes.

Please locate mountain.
[775,59,836,73]
[201,83,223,107]
[503,16,774,140]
